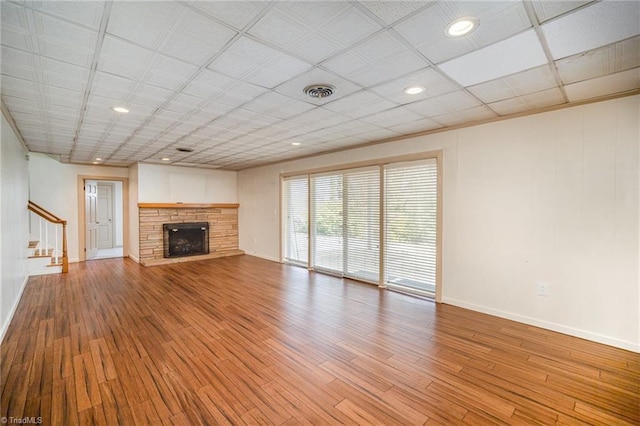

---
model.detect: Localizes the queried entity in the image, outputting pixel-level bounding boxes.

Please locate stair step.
[28,240,39,249]
[29,248,54,258]
[48,260,63,267]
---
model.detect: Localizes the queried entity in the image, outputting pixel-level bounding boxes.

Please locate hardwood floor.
[1,255,638,425]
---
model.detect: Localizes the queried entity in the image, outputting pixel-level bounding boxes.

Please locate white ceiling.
[1,0,639,170]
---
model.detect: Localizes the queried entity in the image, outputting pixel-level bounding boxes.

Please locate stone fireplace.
[138,203,243,266]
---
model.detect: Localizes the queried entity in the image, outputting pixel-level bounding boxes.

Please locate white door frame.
[78,175,129,262]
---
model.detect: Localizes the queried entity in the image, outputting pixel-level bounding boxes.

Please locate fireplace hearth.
[163,222,209,258]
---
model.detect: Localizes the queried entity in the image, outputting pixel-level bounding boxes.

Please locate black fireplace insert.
[163,222,209,258]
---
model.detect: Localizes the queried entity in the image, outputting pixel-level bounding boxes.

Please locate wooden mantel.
[138,203,239,209]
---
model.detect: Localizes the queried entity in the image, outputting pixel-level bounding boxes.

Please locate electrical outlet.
[537,282,550,297]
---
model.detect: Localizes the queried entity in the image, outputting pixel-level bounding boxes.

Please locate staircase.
[27,201,68,275]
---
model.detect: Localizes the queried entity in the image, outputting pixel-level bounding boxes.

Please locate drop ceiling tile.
[405,90,480,118]
[182,69,236,98]
[286,33,345,63]
[531,1,593,23]
[329,120,383,135]
[43,86,84,105]
[542,1,640,60]
[91,72,137,101]
[1,1,29,31]
[191,1,269,31]
[394,1,532,63]
[1,26,32,52]
[556,36,640,84]
[288,107,352,128]
[28,1,105,30]
[37,40,95,67]
[468,65,559,103]
[370,67,459,104]
[488,87,566,115]
[564,68,640,102]
[2,96,42,114]
[358,1,429,25]
[108,1,186,49]
[345,127,402,142]
[0,48,36,80]
[245,52,312,88]
[438,30,547,87]
[279,2,349,29]
[160,37,220,66]
[33,12,97,51]
[272,67,361,105]
[248,8,310,49]
[322,5,382,48]
[160,11,237,65]
[431,105,497,126]
[323,31,428,86]
[210,37,312,89]
[98,35,155,81]
[144,55,199,91]
[387,118,444,134]
[0,76,38,99]
[359,106,425,127]
[323,90,398,119]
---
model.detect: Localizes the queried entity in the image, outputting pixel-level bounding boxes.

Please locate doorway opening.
[78,176,129,262]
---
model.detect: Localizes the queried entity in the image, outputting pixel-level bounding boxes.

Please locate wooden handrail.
[28,200,68,273]
[28,201,65,224]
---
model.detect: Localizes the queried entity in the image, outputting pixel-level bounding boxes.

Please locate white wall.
[28,154,129,262]
[137,163,237,203]
[0,114,30,341]
[238,95,640,352]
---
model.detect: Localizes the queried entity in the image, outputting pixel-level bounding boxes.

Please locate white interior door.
[97,184,114,249]
[85,180,99,259]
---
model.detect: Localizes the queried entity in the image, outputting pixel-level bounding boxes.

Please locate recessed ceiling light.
[95,157,102,161]
[161,157,170,161]
[403,86,425,95]
[112,106,129,113]
[445,17,479,37]
[291,142,301,146]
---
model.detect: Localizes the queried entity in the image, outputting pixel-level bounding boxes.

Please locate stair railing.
[27,201,68,273]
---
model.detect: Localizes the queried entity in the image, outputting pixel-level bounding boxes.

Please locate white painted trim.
[128,254,140,264]
[243,252,280,263]
[69,258,81,263]
[0,275,29,344]
[443,297,640,353]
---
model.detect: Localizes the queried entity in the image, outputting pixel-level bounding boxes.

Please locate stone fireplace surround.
[138,203,243,266]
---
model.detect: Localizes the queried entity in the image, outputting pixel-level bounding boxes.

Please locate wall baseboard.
[243,251,280,263]
[0,275,29,344]
[443,297,639,353]
[128,254,140,264]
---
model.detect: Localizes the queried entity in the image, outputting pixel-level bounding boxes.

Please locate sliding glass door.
[384,160,438,294]
[282,176,308,266]
[344,168,379,283]
[311,174,343,274]
[282,154,440,298]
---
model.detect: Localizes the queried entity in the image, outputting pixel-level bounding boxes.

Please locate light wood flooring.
[1,255,638,425]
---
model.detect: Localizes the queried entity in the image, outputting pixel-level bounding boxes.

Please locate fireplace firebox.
[163,222,209,258]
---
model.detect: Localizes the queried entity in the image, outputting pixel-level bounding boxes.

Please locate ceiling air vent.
[303,84,336,99]
[176,147,194,153]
